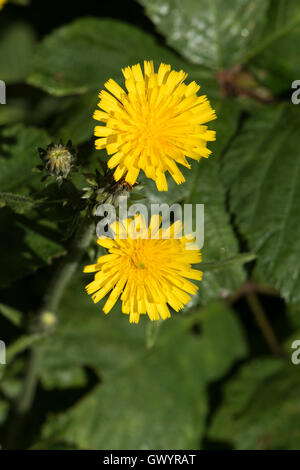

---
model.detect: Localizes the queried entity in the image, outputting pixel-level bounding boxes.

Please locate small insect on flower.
[94,61,216,191]
[84,215,202,324]
[38,140,76,184]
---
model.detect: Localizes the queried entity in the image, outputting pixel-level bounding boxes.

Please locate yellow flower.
[0,0,7,10]
[84,215,202,323]
[94,61,216,191]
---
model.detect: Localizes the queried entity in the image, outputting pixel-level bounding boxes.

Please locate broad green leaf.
[42,326,207,450]
[28,18,211,97]
[52,92,95,145]
[37,278,247,449]
[0,207,65,287]
[41,366,87,390]
[199,301,248,381]
[0,124,49,193]
[0,182,84,288]
[39,281,247,383]
[287,303,300,330]
[249,0,300,93]
[222,105,300,303]
[39,282,207,449]
[0,98,29,126]
[188,100,246,303]
[0,125,70,286]
[208,358,300,449]
[200,253,256,271]
[0,21,36,84]
[28,17,220,147]
[138,0,269,70]
[39,278,152,384]
[0,94,65,129]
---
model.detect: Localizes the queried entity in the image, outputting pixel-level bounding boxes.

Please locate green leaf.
[0,20,36,84]
[189,100,246,303]
[0,303,22,326]
[145,319,163,349]
[223,105,300,303]
[138,0,269,70]
[196,300,248,381]
[250,0,300,93]
[0,207,65,287]
[0,192,39,214]
[37,277,247,450]
[0,124,49,193]
[0,359,24,401]
[208,358,300,449]
[28,18,205,97]
[0,125,70,286]
[0,333,47,381]
[42,328,207,450]
[51,92,95,145]
[39,279,152,384]
[287,303,300,330]
[39,285,207,449]
[6,334,45,364]
[200,253,256,271]
[0,98,29,126]
[28,17,220,147]
[41,366,87,390]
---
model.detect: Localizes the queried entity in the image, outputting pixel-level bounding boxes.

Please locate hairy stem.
[246,292,282,357]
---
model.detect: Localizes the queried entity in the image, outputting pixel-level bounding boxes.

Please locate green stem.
[246,292,282,357]
[16,347,43,415]
[5,217,95,447]
[39,218,95,315]
[227,281,280,305]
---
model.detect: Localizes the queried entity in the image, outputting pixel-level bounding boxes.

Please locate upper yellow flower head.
[84,215,202,323]
[94,61,216,191]
[0,0,7,10]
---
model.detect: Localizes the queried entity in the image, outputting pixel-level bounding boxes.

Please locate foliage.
[0,0,299,450]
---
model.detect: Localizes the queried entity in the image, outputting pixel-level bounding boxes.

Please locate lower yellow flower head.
[94,61,216,191]
[84,215,202,323]
[0,0,7,10]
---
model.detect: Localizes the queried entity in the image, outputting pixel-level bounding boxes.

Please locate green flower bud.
[81,166,139,214]
[38,139,76,184]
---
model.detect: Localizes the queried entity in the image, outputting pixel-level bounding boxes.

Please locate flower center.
[135,109,167,149]
[130,251,148,271]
